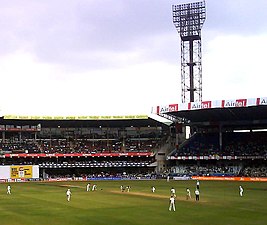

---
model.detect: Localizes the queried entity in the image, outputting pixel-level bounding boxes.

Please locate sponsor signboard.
[0,165,39,180]
[4,115,148,120]
[156,104,178,114]
[153,97,267,115]
[191,176,267,182]
[10,165,32,179]
[5,152,154,158]
[188,101,212,110]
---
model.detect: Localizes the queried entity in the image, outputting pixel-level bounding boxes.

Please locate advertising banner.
[4,152,154,158]
[10,165,32,179]
[152,97,267,115]
[191,176,267,182]
[4,114,148,120]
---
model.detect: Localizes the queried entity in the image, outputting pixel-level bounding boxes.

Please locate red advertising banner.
[191,176,267,182]
[152,96,267,115]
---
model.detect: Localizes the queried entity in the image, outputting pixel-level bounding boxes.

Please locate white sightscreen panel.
[0,166,11,179]
[32,165,39,178]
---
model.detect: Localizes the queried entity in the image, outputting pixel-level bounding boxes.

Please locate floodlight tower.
[172,1,206,102]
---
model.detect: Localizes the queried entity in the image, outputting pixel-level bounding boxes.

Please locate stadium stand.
[0,115,170,179]
[1,97,267,180]
[171,131,267,157]
[153,97,267,178]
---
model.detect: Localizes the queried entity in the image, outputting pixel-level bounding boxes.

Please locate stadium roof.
[0,114,170,128]
[152,97,267,125]
[167,105,267,123]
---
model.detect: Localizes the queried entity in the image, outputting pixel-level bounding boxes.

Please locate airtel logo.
[189,101,211,110]
[223,99,247,107]
[157,104,178,114]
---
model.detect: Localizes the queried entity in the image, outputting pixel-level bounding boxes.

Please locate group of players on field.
[66,179,244,213]
[3,180,244,211]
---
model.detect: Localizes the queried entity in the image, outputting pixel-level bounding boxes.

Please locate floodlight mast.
[172,1,206,103]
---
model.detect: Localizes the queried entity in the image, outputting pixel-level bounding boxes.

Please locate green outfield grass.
[0,180,267,225]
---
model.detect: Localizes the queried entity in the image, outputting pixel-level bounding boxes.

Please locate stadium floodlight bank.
[172,1,206,103]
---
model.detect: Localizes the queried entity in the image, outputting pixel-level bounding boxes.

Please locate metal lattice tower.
[172,1,206,103]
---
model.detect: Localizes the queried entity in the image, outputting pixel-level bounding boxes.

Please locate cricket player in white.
[86,183,90,192]
[151,186,156,193]
[186,188,191,200]
[169,195,176,211]
[7,184,11,195]
[66,189,72,201]
[239,185,244,197]
[196,180,200,189]
[92,184,97,191]
[170,187,176,197]
[126,186,130,192]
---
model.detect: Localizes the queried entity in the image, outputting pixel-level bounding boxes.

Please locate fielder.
[239,185,244,197]
[92,184,97,191]
[196,180,200,190]
[120,185,125,192]
[126,186,131,192]
[86,183,91,192]
[186,188,191,200]
[66,188,72,202]
[169,195,176,211]
[7,184,11,195]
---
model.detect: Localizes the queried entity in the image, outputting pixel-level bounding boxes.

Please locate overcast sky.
[0,0,266,116]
